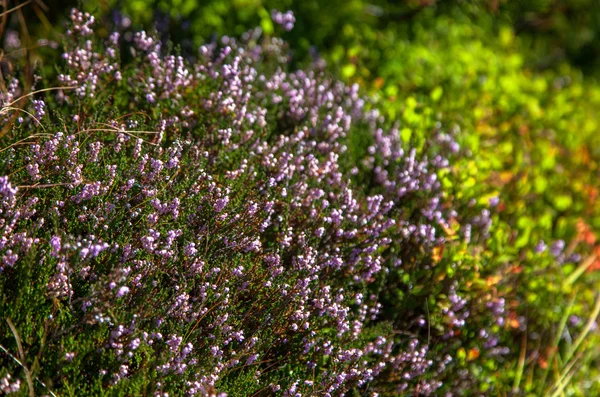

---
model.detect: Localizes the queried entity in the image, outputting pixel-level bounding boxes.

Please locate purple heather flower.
[50,235,62,257]
[535,240,547,254]
[271,10,295,31]
[568,315,581,327]
[246,353,258,365]
[32,99,46,120]
[116,286,130,297]
[214,196,229,212]
[550,240,565,257]
[0,176,17,199]
[0,374,21,393]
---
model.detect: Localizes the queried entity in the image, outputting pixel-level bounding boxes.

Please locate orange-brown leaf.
[467,348,480,361]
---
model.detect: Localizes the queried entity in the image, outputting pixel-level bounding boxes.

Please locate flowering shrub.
[0,9,487,396]
[1,6,599,397]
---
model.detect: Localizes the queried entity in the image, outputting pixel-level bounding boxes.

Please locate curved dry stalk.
[0,87,78,139]
[547,293,600,396]
[0,343,57,397]
[6,318,35,397]
[94,121,159,134]
[0,106,45,129]
[113,111,152,121]
[3,86,77,109]
[548,348,585,397]
[77,127,159,146]
[539,290,579,393]
[564,293,600,364]
[0,132,53,153]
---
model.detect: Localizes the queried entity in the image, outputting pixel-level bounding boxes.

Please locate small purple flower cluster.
[59,9,121,98]
[0,374,21,394]
[132,31,192,104]
[272,10,296,31]
[0,177,40,272]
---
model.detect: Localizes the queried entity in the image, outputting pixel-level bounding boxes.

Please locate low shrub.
[0,6,599,397]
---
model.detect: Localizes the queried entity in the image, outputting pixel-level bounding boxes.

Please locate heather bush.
[0,8,500,396]
[1,4,600,397]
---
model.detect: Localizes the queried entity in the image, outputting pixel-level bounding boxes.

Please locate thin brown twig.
[33,0,49,13]
[87,126,159,135]
[0,0,32,19]
[31,1,51,32]
[0,0,8,41]
[4,42,50,57]
[17,182,74,189]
